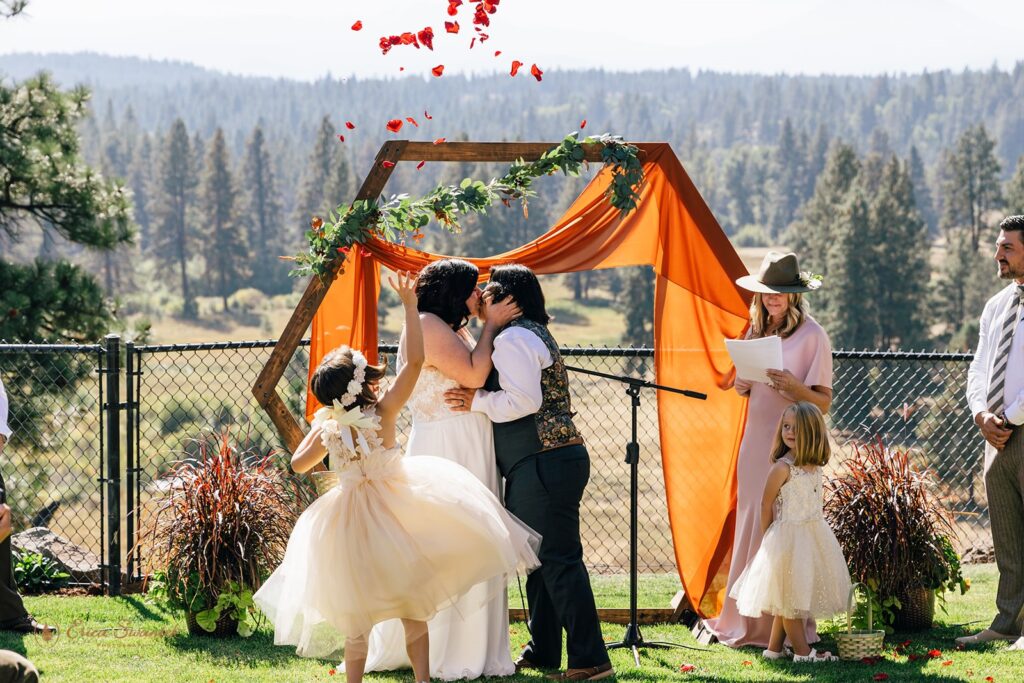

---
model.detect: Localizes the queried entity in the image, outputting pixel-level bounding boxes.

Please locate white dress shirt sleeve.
[0,378,11,440]
[471,327,553,423]
[967,293,999,418]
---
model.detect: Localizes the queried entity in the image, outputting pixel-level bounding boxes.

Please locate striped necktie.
[987,284,1024,414]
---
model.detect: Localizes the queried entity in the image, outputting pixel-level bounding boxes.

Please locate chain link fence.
[0,343,107,585]
[0,340,995,592]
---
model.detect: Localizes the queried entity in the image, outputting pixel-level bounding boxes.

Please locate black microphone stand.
[565,363,708,666]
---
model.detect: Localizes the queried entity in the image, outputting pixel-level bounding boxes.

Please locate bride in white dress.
[361,259,524,680]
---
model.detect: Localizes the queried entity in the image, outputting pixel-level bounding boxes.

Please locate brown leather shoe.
[0,616,56,635]
[546,662,614,681]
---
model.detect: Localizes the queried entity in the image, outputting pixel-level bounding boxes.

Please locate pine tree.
[0,71,133,341]
[619,266,655,346]
[241,125,288,294]
[819,188,878,349]
[294,116,337,236]
[769,118,804,235]
[199,128,247,311]
[871,156,930,348]
[788,143,861,274]
[151,119,198,318]
[1005,154,1024,216]
[129,135,153,250]
[324,143,354,213]
[909,145,937,234]
[940,124,1003,251]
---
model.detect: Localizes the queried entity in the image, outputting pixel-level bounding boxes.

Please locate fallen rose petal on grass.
[942,660,954,666]
[679,664,695,672]
[872,674,889,682]
[927,649,942,658]
[386,119,404,133]
[741,660,752,666]
[432,64,445,77]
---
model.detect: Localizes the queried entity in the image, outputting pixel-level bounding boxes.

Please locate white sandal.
[792,648,837,663]
[761,646,793,660]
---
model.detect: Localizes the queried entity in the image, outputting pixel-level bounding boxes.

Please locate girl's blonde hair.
[747,292,806,339]
[770,401,831,466]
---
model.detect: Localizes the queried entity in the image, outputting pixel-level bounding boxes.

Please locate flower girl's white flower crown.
[340,350,369,407]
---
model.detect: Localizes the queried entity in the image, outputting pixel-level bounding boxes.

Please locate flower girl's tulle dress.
[254,405,541,659]
[730,458,851,621]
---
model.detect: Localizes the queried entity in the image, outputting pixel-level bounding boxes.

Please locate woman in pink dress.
[702,251,834,649]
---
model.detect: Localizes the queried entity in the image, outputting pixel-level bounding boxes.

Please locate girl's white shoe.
[761,646,793,660]
[792,648,837,663]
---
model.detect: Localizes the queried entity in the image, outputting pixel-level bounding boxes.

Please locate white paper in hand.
[725,336,783,384]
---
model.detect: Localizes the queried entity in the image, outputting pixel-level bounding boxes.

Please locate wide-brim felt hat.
[735,251,822,294]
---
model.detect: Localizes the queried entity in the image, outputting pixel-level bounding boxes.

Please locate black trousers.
[0,471,26,625]
[504,444,608,669]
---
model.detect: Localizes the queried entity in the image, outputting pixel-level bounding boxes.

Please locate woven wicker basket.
[312,470,340,497]
[835,583,885,661]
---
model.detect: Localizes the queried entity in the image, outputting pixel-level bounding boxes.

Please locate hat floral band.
[799,271,823,290]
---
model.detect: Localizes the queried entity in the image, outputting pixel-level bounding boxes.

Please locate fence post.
[103,334,121,596]
[124,340,136,583]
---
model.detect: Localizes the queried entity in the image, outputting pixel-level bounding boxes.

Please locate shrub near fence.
[0,340,995,594]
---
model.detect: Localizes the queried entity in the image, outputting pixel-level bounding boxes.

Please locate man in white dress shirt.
[961,215,1024,648]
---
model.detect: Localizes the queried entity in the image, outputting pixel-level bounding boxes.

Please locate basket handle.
[846,581,872,634]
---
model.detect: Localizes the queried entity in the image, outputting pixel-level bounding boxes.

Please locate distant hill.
[0,52,228,88]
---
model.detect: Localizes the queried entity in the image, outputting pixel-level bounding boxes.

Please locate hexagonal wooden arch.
[253,140,610,452]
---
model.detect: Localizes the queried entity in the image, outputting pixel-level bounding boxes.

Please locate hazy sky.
[1,0,1022,81]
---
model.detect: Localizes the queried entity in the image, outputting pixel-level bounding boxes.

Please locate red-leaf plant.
[824,438,966,628]
[140,430,302,620]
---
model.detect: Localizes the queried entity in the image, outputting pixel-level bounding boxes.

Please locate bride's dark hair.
[415,259,480,330]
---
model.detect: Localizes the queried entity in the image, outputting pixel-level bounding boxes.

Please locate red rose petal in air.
[424,110,433,119]
[494,50,501,57]
[389,35,402,45]
[406,116,419,127]
[510,60,523,76]
[580,119,587,129]
[379,37,392,55]
[445,21,460,33]
[432,64,445,77]
[469,37,476,49]
[400,66,405,71]
[351,20,362,31]
[337,134,345,142]
[530,63,543,81]
[400,32,418,46]
[433,137,446,145]
[345,121,355,130]
[478,32,489,42]
[418,26,434,50]
[381,160,396,169]
[386,119,404,133]
[416,161,426,170]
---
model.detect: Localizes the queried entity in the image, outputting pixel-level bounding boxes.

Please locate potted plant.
[824,438,969,631]
[140,430,299,637]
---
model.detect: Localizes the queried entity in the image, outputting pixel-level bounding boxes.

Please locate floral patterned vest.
[484,318,582,476]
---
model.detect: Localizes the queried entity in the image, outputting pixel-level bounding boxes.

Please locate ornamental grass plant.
[824,438,967,630]
[139,430,300,636]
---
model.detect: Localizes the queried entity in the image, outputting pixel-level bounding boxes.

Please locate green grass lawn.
[2,565,1022,682]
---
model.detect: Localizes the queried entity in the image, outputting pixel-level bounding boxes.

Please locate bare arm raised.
[377,272,423,446]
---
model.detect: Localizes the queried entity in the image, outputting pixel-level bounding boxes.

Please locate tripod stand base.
[606,623,699,666]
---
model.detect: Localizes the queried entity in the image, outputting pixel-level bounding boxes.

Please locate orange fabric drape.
[307,143,752,616]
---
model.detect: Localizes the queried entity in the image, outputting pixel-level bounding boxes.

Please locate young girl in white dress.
[253,271,540,683]
[729,401,851,663]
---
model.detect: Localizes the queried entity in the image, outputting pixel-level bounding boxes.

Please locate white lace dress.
[362,358,522,679]
[253,405,540,660]
[730,458,851,620]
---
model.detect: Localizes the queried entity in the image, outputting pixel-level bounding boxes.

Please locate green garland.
[290,132,644,279]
